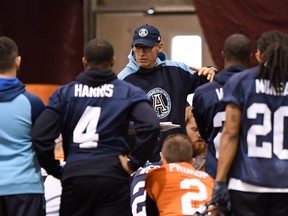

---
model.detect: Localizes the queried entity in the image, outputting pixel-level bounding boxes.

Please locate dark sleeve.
[146,194,159,216]
[127,101,160,171]
[31,108,63,179]
[187,72,209,94]
[23,92,45,124]
[192,91,208,142]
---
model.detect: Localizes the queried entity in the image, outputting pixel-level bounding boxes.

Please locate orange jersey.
[145,162,214,216]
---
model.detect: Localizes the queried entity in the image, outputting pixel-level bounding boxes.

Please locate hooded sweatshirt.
[118,50,208,161]
[32,67,160,182]
[0,77,44,195]
[192,65,248,178]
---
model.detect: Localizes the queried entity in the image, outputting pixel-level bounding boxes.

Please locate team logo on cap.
[138,28,148,37]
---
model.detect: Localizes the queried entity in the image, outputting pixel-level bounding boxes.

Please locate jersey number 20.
[247,103,288,159]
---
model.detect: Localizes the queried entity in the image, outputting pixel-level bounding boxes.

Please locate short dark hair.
[223,33,251,62]
[161,134,193,163]
[0,36,18,73]
[84,38,114,65]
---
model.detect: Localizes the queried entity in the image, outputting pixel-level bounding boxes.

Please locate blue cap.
[131,24,161,48]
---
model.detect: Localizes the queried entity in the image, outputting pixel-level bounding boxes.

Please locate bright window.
[171,35,202,68]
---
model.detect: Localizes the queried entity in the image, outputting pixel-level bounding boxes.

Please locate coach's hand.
[190,66,217,81]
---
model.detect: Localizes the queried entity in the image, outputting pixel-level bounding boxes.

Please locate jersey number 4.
[73,106,101,148]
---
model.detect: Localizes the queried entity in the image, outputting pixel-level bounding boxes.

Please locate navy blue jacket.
[32,68,160,182]
[118,50,208,161]
[192,65,247,178]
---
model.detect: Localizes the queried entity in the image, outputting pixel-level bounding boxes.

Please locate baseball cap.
[131,24,161,48]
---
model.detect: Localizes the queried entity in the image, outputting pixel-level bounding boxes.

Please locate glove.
[212,181,229,207]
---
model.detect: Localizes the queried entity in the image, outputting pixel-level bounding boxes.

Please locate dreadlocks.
[256,30,288,94]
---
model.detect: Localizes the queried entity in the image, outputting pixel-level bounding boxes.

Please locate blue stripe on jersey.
[164,59,196,74]
[118,50,196,80]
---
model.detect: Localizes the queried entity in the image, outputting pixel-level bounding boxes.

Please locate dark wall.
[194,0,288,70]
[0,0,84,84]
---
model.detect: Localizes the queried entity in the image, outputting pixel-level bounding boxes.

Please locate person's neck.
[140,65,157,70]
[224,59,248,68]
[86,62,113,71]
[0,69,17,78]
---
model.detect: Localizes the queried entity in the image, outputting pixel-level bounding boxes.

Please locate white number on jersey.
[181,178,208,215]
[247,103,288,159]
[131,181,147,216]
[73,106,100,148]
[213,111,225,159]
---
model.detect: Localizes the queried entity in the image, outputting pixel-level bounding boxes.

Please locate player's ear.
[255,49,262,63]
[156,42,163,53]
[191,157,195,166]
[160,152,167,164]
[110,56,115,67]
[82,57,88,67]
[15,56,21,69]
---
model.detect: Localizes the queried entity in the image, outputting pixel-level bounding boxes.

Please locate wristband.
[207,66,218,73]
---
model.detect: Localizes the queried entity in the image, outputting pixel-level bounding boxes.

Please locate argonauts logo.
[138,28,148,37]
[147,87,171,119]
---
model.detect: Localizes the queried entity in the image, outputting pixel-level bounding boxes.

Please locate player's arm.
[212,103,241,206]
[122,101,160,173]
[215,103,241,182]
[146,194,159,216]
[32,108,63,179]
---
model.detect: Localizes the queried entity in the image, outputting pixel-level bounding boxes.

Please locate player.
[213,30,288,215]
[145,134,214,215]
[32,38,160,216]
[130,161,162,216]
[0,36,45,216]
[192,33,251,178]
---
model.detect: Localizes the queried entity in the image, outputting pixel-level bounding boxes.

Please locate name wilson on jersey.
[74,84,114,97]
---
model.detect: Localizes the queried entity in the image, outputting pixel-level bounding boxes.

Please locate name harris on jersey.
[74,84,114,97]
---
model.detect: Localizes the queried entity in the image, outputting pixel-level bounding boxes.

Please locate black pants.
[60,176,130,216]
[0,194,45,216]
[230,190,288,216]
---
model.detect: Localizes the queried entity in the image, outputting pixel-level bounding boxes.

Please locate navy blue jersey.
[119,51,208,161]
[192,65,247,178]
[223,67,288,188]
[130,162,162,216]
[32,68,160,181]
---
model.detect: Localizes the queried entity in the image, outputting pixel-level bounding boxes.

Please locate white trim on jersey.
[228,178,288,193]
